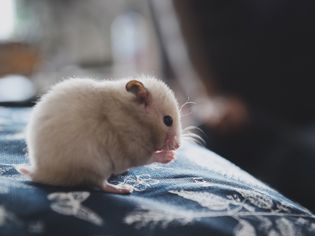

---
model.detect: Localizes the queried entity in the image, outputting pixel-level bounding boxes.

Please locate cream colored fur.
[22,76,181,189]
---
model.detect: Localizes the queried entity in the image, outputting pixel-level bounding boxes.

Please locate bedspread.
[0,107,314,236]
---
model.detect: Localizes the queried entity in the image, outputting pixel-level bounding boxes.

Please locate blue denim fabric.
[0,107,314,236]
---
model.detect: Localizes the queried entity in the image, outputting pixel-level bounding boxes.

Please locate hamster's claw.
[101,181,133,194]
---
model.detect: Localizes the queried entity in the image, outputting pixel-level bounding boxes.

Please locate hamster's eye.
[163,115,173,127]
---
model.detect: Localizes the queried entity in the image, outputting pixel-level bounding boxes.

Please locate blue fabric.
[0,107,315,236]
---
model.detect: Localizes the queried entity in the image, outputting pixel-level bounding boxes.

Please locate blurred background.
[1,0,315,211]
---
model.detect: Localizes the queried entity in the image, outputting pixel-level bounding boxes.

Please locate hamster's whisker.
[179,100,196,113]
[181,126,205,145]
[183,126,203,134]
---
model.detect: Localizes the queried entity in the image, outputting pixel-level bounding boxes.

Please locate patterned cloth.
[0,106,315,236]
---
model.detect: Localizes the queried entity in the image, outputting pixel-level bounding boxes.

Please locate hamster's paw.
[153,150,175,164]
[101,181,133,194]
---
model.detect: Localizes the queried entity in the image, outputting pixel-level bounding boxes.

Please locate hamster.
[18,76,181,194]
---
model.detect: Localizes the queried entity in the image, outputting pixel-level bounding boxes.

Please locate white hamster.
[18,76,181,194]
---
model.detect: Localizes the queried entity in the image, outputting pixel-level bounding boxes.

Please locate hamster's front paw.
[153,150,175,164]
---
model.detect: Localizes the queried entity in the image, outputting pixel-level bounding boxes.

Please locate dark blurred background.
[1,0,315,211]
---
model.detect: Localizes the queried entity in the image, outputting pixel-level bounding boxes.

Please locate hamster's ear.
[126,80,150,105]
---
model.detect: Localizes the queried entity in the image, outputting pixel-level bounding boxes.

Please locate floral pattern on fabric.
[0,107,314,236]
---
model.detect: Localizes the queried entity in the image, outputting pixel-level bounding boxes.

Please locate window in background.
[0,0,16,41]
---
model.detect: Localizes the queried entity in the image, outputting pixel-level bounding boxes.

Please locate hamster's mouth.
[152,135,180,164]
[154,146,177,153]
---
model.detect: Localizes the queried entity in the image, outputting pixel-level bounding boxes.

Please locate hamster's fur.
[18,76,181,193]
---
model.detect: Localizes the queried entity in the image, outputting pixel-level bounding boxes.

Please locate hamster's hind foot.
[15,164,33,177]
[101,181,133,194]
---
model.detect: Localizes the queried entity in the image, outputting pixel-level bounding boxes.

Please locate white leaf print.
[124,187,315,233]
[71,191,90,202]
[0,166,13,175]
[28,221,45,234]
[192,177,213,187]
[76,206,104,226]
[234,220,256,236]
[48,192,75,202]
[238,189,273,209]
[256,216,273,232]
[50,202,77,216]
[124,203,195,229]
[0,205,20,226]
[276,218,300,236]
[0,206,8,226]
[276,203,290,213]
[268,230,280,236]
[296,217,308,225]
[113,174,159,192]
[48,192,103,226]
[5,165,28,180]
[170,190,232,211]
